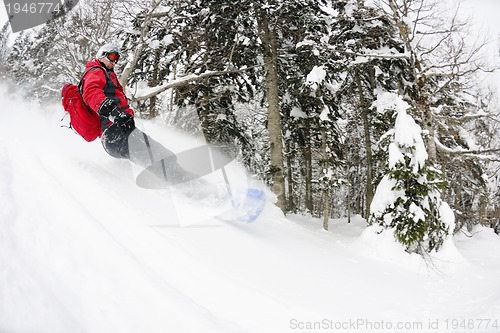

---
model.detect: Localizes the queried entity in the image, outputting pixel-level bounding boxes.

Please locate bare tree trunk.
[346,145,352,224]
[355,70,374,218]
[322,128,330,231]
[387,0,437,162]
[147,48,161,119]
[418,80,437,162]
[119,0,162,90]
[257,14,286,213]
[285,140,296,212]
[303,144,313,214]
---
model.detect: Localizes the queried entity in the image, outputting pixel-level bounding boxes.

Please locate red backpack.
[61,66,107,142]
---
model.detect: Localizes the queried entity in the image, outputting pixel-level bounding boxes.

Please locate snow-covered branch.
[435,138,500,162]
[322,45,410,61]
[130,66,256,101]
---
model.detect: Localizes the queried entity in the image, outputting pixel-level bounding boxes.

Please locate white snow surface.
[1,83,500,333]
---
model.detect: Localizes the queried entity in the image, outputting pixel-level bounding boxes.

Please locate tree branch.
[435,138,500,161]
[120,0,163,89]
[130,65,259,101]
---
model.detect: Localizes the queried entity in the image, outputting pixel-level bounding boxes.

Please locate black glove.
[114,112,135,131]
[98,98,120,118]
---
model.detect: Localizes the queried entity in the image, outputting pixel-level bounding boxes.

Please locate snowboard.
[132,140,265,223]
[134,143,233,189]
[216,187,266,223]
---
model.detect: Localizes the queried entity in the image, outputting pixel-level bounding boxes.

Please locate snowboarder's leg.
[101,122,133,159]
[127,128,198,185]
[101,125,207,190]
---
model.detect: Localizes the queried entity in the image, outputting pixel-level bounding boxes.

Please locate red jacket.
[81,59,134,118]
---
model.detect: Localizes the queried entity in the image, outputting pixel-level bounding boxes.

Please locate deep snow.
[0,83,500,333]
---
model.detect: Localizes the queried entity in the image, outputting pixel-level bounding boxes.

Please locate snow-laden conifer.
[369,91,455,253]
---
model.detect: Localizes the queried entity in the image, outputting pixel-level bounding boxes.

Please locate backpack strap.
[78,66,118,113]
[78,65,115,95]
[79,65,130,115]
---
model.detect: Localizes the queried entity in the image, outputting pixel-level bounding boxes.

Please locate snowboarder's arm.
[82,70,108,114]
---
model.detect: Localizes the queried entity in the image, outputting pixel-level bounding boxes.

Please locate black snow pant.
[101,122,197,186]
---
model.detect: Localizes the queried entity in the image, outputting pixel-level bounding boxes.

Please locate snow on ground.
[1,83,500,333]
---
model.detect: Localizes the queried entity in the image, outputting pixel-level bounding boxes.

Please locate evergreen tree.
[4,0,120,102]
[369,91,454,253]
[4,31,35,87]
[378,0,499,229]
[0,21,10,74]
[326,0,415,218]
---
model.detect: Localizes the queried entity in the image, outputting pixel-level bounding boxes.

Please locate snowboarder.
[77,44,264,215]
[81,43,196,185]
[82,43,135,159]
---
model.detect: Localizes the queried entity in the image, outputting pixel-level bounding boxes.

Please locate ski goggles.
[106,52,120,63]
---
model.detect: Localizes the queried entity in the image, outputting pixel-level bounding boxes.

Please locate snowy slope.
[1,83,500,333]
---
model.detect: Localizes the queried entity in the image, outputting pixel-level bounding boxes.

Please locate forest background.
[1,0,499,253]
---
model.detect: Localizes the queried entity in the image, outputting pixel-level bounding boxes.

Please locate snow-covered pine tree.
[369,91,455,254]
[0,21,10,74]
[378,0,499,230]
[4,0,119,102]
[326,0,415,219]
